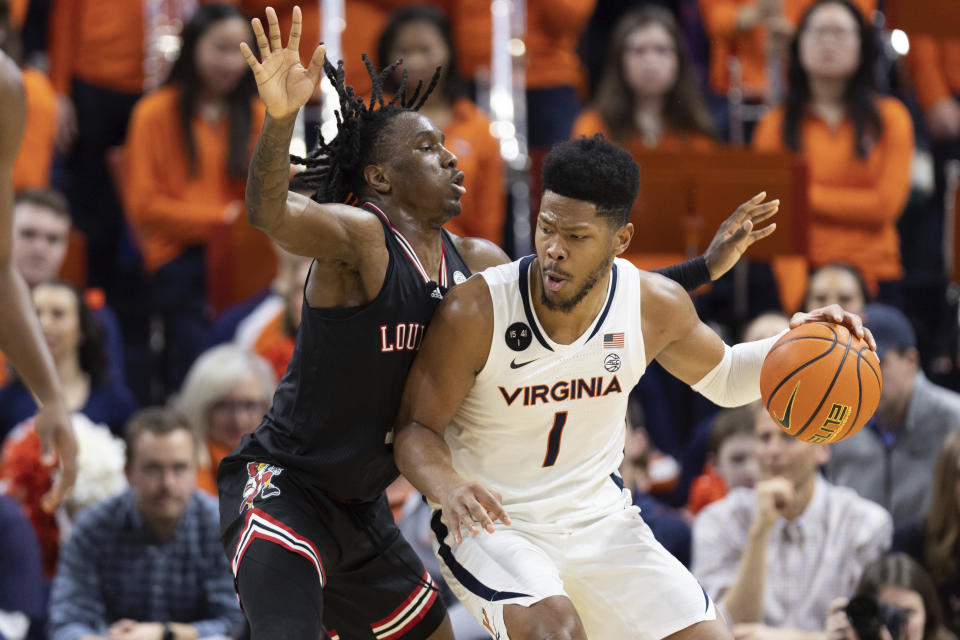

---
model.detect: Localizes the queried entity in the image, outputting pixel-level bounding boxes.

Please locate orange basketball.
[759,322,882,444]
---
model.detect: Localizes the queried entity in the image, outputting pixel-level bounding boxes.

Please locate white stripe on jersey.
[441,256,647,524]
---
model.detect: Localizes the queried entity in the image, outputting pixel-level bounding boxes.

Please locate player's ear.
[613,222,634,257]
[364,164,391,194]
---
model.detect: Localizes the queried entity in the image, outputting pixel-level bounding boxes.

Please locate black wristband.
[162,623,174,640]
[653,256,712,292]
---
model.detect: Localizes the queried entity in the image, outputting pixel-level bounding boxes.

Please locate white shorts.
[431,501,716,640]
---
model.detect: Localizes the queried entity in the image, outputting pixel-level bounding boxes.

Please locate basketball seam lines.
[764,324,838,417]
[794,331,853,439]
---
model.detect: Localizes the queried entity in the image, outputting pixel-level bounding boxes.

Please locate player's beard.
[539,257,611,313]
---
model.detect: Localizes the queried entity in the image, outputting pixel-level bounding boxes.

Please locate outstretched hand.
[240,6,326,119]
[791,303,877,352]
[703,192,779,281]
[35,399,78,513]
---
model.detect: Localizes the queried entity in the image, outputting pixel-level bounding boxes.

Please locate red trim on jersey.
[363,202,448,287]
[232,508,325,585]
[370,570,439,639]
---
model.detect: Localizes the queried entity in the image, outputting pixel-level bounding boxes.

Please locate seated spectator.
[0,0,56,192]
[693,402,891,633]
[124,3,265,392]
[378,5,505,246]
[248,251,310,379]
[804,263,870,314]
[0,495,44,640]
[826,553,955,640]
[752,0,913,298]
[48,408,243,640]
[0,281,136,440]
[687,404,759,515]
[573,7,716,152]
[2,413,127,579]
[893,427,960,635]
[827,304,960,526]
[174,344,275,496]
[10,189,126,386]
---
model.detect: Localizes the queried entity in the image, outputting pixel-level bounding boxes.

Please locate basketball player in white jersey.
[393,135,875,640]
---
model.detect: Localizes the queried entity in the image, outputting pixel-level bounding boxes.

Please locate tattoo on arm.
[246,114,297,231]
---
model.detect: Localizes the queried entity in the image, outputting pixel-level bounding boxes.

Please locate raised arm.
[0,51,76,512]
[394,276,510,545]
[241,7,376,259]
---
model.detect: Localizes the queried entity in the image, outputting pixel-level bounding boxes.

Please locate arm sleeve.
[48,520,107,640]
[808,101,914,227]
[690,332,784,407]
[123,103,227,245]
[653,257,712,292]
[908,37,951,111]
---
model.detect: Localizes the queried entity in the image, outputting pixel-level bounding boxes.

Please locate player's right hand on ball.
[240,6,325,119]
[752,477,794,533]
[441,482,511,545]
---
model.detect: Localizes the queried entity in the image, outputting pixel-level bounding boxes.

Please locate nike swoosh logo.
[775,381,801,431]
[510,358,539,369]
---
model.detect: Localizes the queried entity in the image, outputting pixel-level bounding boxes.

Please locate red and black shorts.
[219,458,446,640]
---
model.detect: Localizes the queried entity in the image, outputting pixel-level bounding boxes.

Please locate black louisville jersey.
[222,203,471,502]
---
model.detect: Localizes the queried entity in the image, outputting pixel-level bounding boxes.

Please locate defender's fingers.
[252,18,270,60]
[239,43,262,74]
[477,488,511,527]
[306,44,326,85]
[287,6,302,53]
[266,7,282,50]
[466,500,494,534]
[746,222,777,243]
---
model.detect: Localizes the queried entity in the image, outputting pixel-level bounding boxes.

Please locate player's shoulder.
[637,266,692,311]
[448,232,511,273]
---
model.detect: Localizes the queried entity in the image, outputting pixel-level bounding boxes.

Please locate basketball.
[759,322,882,444]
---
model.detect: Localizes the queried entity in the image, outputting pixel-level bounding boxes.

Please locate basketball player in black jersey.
[219,7,785,640]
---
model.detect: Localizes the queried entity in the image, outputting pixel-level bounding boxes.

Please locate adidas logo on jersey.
[498,375,622,406]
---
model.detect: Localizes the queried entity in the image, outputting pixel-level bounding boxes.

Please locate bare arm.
[241,7,376,259]
[394,276,510,544]
[0,51,76,512]
[452,235,511,273]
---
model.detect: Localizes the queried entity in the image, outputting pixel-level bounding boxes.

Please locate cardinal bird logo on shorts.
[240,462,284,514]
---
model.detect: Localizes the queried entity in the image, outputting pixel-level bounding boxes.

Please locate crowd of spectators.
[1,0,960,638]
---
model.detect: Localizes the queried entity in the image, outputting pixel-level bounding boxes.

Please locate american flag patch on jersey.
[603,332,624,348]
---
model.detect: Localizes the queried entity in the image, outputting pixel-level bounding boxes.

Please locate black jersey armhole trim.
[300,208,396,320]
[518,255,554,352]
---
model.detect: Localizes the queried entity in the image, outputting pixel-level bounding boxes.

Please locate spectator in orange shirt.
[124,3,264,391]
[0,0,56,192]
[572,7,717,152]
[752,0,913,302]
[250,249,310,380]
[174,344,274,497]
[378,5,506,246]
[687,404,759,515]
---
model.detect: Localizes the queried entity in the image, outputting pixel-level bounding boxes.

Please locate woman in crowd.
[752,0,913,302]
[572,6,717,152]
[826,553,955,640]
[803,263,871,313]
[894,427,960,636]
[0,281,136,439]
[124,3,266,392]
[378,5,505,246]
[174,344,275,496]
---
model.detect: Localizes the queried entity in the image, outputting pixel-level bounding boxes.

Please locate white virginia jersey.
[443,255,648,524]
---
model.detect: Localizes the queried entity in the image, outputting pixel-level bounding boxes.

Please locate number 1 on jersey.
[542,411,568,467]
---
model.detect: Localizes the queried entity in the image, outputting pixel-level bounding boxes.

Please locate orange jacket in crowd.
[572,108,716,153]
[908,36,960,112]
[698,0,875,96]
[252,311,295,382]
[196,439,233,497]
[752,97,914,286]
[48,0,146,95]
[525,0,596,91]
[123,86,266,273]
[13,69,57,191]
[441,98,505,246]
[10,0,27,27]
[686,463,728,516]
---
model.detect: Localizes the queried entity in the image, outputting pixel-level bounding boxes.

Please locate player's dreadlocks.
[289,54,441,205]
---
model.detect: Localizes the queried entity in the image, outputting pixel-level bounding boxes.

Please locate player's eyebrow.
[414,129,444,145]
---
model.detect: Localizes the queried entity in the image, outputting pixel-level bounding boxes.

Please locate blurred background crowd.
[1,0,960,639]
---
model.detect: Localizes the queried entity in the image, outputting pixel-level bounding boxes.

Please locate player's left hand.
[790,304,877,352]
[35,398,78,513]
[703,192,779,281]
